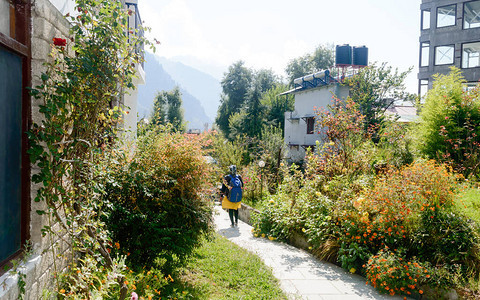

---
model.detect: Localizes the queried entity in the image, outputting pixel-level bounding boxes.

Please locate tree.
[415,67,480,177]
[216,61,253,137]
[344,62,413,140]
[255,68,280,94]
[151,90,167,126]
[151,87,186,132]
[285,44,335,85]
[261,84,294,132]
[243,82,264,138]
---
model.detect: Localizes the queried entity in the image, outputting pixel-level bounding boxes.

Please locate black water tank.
[353,46,368,67]
[335,44,352,66]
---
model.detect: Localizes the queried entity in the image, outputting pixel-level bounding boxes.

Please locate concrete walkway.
[214,205,407,300]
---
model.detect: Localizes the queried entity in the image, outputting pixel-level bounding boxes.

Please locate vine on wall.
[28,0,153,298]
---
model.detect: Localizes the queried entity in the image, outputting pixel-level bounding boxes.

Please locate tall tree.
[255,69,280,94]
[151,90,167,126]
[216,61,253,137]
[151,87,186,132]
[243,82,264,138]
[344,62,413,139]
[166,87,185,132]
[261,84,295,132]
[285,44,335,85]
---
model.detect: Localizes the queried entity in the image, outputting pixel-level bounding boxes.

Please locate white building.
[283,71,349,163]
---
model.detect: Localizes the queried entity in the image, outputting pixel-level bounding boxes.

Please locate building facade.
[283,71,349,163]
[0,1,144,299]
[419,0,480,96]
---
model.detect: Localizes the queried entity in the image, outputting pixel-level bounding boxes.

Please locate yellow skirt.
[222,196,241,210]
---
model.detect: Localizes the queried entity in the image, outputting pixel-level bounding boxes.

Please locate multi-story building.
[418,0,480,96]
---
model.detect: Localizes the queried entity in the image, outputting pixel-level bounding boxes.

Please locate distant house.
[385,104,418,123]
[0,0,144,298]
[283,70,349,163]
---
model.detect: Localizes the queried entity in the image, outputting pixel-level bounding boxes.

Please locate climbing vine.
[28,0,153,298]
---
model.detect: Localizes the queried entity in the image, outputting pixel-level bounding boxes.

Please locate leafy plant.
[27,0,153,298]
[103,128,214,271]
[415,67,480,178]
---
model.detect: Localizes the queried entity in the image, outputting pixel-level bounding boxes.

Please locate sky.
[138,0,421,93]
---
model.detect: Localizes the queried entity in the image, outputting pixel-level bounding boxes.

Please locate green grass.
[455,186,480,223]
[173,233,287,300]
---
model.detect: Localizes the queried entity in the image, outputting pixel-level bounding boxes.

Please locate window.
[437,4,456,27]
[422,10,431,30]
[306,117,315,134]
[435,45,455,65]
[0,1,31,269]
[465,82,478,91]
[462,42,480,68]
[419,79,429,103]
[420,42,430,67]
[464,1,480,29]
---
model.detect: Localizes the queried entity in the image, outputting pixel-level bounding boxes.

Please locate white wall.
[284,84,349,162]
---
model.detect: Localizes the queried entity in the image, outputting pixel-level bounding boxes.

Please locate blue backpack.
[228,174,242,203]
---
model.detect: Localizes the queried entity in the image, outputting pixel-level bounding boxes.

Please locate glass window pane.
[462,42,480,68]
[421,42,430,67]
[435,45,454,65]
[422,10,430,30]
[0,47,23,263]
[464,0,480,29]
[437,5,456,27]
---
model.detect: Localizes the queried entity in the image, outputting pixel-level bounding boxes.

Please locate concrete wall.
[284,84,349,162]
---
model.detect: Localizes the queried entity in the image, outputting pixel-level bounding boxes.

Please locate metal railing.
[125,0,144,68]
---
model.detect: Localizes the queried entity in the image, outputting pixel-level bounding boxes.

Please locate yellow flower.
[350,268,356,274]
[268,236,274,241]
[59,289,65,294]
[269,199,275,204]
[301,228,306,233]
[261,233,265,238]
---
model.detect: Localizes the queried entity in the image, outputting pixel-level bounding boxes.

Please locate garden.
[25,0,480,299]
[240,69,480,299]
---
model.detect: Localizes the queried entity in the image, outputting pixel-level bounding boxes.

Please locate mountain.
[137,52,214,130]
[155,56,222,120]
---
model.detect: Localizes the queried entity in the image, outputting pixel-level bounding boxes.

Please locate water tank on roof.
[335,44,352,66]
[353,46,368,67]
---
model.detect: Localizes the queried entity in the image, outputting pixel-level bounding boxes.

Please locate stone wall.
[0,1,71,299]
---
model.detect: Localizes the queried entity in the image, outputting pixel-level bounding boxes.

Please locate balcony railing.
[125,0,144,68]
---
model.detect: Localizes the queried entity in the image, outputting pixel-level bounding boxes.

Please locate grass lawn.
[173,233,287,300]
[455,186,480,223]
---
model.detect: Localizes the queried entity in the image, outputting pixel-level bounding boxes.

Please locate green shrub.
[412,209,480,272]
[103,128,214,271]
[415,67,480,178]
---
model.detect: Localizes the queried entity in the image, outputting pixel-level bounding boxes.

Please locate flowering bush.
[365,248,429,297]
[103,128,214,271]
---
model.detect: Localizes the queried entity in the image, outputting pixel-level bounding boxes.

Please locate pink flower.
[445,116,449,120]
[131,292,138,300]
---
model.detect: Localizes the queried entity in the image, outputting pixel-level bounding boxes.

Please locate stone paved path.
[214,205,409,300]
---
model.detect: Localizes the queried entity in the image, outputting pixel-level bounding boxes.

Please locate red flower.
[52,38,67,47]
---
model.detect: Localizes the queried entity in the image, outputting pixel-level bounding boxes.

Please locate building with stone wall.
[418,0,480,97]
[0,1,144,299]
